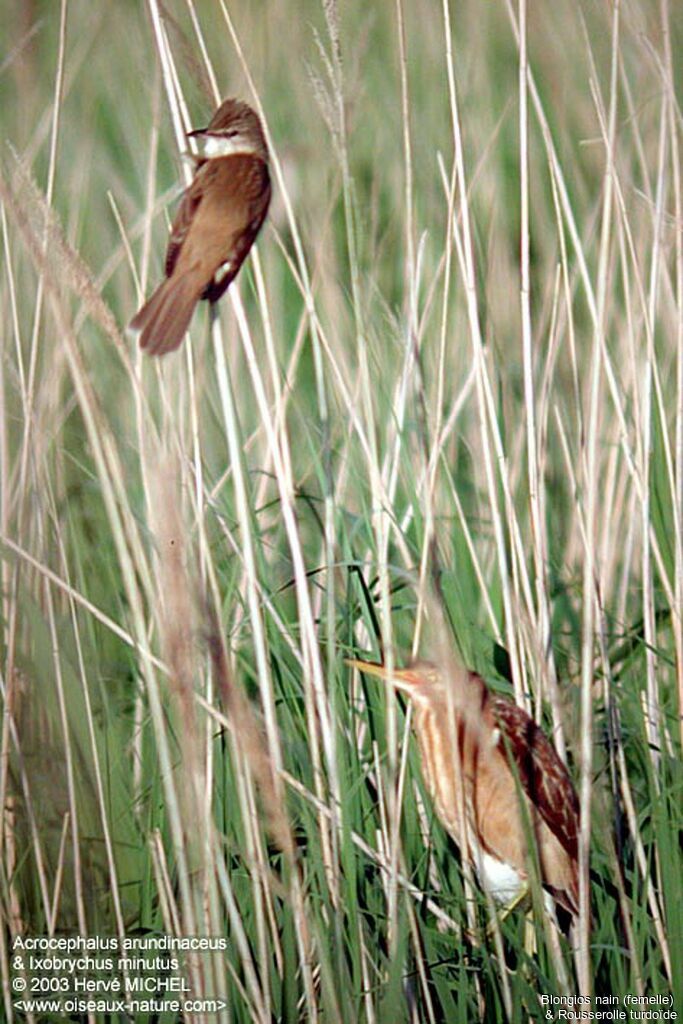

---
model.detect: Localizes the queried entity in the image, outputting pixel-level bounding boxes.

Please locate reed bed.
[1,1,681,1020]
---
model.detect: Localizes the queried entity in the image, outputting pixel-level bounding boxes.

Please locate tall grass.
[1,0,681,1020]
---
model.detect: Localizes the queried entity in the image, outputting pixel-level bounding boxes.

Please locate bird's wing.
[164,161,209,278]
[202,159,271,303]
[489,693,579,861]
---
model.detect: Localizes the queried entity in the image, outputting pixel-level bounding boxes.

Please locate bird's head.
[187,97,269,162]
[346,658,449,709]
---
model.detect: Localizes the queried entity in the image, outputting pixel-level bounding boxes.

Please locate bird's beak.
[186,127,208,139]
[345,658,422,694]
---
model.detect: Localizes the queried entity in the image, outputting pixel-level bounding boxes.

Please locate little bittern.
[349,658,579,918]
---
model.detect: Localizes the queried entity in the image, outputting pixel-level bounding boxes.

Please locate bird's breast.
[414,706,464,834]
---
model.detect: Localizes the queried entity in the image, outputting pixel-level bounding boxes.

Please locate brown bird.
[348,658,580,919]
[130,98,271,356]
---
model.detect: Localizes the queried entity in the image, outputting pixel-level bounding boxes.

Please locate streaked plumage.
[348,658,579,917]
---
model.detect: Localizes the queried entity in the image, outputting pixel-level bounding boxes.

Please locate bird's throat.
[195,134,261,160]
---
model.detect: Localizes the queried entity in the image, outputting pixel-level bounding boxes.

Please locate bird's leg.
[483,880,540,942]
[501,884,533,920]
[484,883,532,939]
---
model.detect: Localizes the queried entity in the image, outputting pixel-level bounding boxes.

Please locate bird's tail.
[129,274,201,356]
